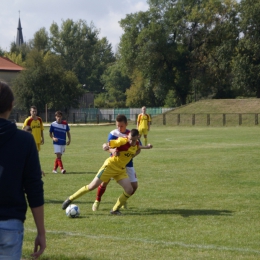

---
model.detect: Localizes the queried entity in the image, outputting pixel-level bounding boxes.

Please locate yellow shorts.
[96,164,128,182]
[138,128,148,135]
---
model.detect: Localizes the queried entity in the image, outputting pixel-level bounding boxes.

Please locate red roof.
[0,57,24,71]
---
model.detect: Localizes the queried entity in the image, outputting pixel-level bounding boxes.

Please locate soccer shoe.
[92,200,100,211]
[110,210,122,216]
[61,169,66,174]
[62,198,72,210]
[52,170,57,173]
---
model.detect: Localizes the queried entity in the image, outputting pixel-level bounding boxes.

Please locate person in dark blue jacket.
[0,81,46,260]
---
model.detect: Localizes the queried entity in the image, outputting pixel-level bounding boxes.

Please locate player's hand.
[66,140,70,145]
[147,144,153,148]
[112,149,120,156]
[41,139,44,145]
[103,143,109,151]
[53,137,58,142]
[41,170,45,177]
[31,234,46,259]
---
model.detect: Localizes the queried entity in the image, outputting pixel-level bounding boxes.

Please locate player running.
[92,114,152,211]
[62,129,140,215]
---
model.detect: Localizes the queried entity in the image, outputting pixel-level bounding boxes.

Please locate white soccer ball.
[65,204,80,218]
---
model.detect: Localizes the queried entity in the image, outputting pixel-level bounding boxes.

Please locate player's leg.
[62,164,111,210]
[92,179,111,211]
[143,129,148,146]
[53,145,66,173]
[111,177,133,215]
[121,167,138,209]
[62,177,103,210]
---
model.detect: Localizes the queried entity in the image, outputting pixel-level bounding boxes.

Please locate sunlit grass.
[22,125,260,259]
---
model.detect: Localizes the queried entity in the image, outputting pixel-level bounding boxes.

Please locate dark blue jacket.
[0,118,44,222]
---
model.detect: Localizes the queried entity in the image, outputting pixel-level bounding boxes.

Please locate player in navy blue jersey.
[49,111,71,174]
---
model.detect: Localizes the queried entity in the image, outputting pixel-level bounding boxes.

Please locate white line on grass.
[26,228,260,255]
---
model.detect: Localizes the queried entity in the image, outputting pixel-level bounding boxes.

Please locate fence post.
[223,114,226,126]
[96,114,99,124]
[239,114,242,125]
[177,114,180,125]
[255,114,258,125]
[109,114,112,123]
[163,114,166,125]
[192,114,195,126]
[84,113,87,124]
[73,113,75,124]
[207,114,210,126]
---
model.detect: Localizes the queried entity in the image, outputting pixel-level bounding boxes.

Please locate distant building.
[16,16,24,46]
[0,57,24,85]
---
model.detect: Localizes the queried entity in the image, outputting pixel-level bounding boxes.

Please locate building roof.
[0,57,24,71]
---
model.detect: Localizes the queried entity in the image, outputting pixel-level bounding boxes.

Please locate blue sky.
[0,0,149,52]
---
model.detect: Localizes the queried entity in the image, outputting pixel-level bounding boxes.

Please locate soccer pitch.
[22,125,260,259]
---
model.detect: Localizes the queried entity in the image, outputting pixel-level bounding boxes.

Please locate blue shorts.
[0,219,24,260]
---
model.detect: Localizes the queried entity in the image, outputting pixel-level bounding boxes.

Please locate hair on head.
[116,114,127,124]
[0,81,14,114]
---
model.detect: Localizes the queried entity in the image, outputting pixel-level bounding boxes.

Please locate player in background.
[137,106,151,145]
[62,129,140,215]
[92,114,152,212]
[23,106,44,151]
[49,111,71,174]
[23,126,45,176]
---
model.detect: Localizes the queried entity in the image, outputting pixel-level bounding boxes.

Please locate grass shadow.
[64,171,96,175]
[127,208,233,217]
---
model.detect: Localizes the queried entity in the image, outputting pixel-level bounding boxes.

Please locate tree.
[119,0,239,105]
[12,50,82,112]
[232,0,260,97]
[32,28,50,52]
[100,61,131,107]
[50,19,115,93]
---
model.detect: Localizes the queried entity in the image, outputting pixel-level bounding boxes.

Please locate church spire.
[16,11,24,46]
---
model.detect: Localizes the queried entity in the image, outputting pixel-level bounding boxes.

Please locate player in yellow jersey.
[23,106,44,151]
[137,106,151,145]
[62,129,140,215]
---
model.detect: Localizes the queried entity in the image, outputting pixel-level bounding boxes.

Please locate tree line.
[0,0,259,112]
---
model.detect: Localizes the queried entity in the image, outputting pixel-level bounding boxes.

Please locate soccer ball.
[65,204,80,218]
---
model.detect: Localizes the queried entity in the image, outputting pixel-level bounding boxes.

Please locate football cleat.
[61,169,66,174]
[110,210,122,216]
[62,198,72,210]
[92,200,100,211]
[52,170,57,173]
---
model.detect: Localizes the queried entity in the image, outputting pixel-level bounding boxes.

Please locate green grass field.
[21,124,260,260]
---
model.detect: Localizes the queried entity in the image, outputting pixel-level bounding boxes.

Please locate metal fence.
[9,108,260,126]
[152,113,260,127]
[9,107,173,124]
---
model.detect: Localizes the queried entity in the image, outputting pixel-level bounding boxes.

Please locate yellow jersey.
[23,116,44,144]
[104,137,140,170]
[137,113,151,130]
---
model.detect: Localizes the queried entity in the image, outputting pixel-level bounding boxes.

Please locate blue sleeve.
[49,124,53,133]
[107,133,117,142]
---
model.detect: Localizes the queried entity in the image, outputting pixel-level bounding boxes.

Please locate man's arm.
[140,144,153,149]
[41,130,44,144]
[66,131,71,145]
[30,205,46,259]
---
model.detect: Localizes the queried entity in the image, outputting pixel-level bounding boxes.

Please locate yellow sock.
[144,137,147,146]
[69,185,89,201]
[112,191,131,211]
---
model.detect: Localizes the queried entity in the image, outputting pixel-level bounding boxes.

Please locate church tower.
[16,13,24,46]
